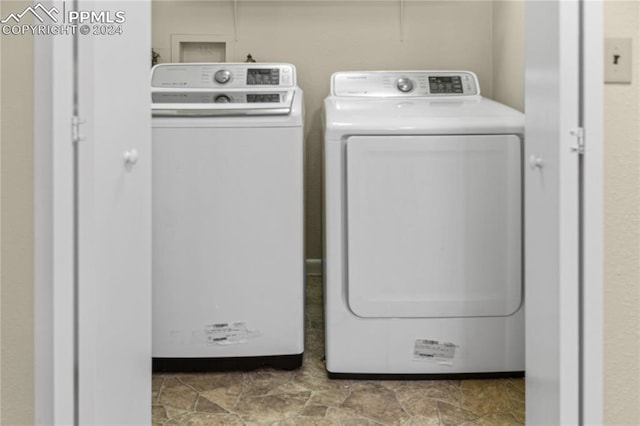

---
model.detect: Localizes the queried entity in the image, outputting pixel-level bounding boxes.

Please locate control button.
[214,70,232,84]
[214,94,231,103]
[396,77,414,93]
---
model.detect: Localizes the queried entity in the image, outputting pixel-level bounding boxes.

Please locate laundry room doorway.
[31,0,603,424]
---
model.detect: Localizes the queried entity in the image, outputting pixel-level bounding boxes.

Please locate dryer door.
[346,134,522,318]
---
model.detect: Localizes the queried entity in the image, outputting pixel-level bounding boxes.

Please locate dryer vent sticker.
[205,321,260,345]
[413,339,458,366]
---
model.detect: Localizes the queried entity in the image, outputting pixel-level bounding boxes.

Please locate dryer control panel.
[151,63,296,89]
[331,71,479,97]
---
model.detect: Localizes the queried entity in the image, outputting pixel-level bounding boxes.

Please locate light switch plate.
[605,38,632,84]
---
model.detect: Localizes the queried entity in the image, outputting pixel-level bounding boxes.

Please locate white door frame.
[525,0,602,424]
[580,0,603,422]
[34,8,75,422]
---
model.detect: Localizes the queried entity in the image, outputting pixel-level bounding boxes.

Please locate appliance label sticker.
[204,322,259,345]
[413,339,457,366]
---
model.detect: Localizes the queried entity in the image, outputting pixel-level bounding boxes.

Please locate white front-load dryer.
[323,71,524,378]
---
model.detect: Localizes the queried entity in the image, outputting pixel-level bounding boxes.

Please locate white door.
[525,0,602,424]
[34,1,152,424]
[345,135,522,319]
[76,1,151,424]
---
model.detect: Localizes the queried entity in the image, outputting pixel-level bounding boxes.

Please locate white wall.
[603,1,640,424]
[152,0,498,259]
[492,0,524,112]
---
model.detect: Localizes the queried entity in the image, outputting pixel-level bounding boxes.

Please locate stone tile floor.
[152,277,525,425]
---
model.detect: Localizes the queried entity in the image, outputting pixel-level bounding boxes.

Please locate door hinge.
[72,116,85,144]
[570,127,585,155]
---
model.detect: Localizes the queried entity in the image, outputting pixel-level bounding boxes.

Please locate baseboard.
[305,259,323,277]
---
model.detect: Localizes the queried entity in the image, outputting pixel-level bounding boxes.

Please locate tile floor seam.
[342,405,391,426]
[298,389,317,418]
[153,377,165,405]
[436,403,444,426]
[231,373,248,414]
[176,376,202,401]
[393,386,416,424]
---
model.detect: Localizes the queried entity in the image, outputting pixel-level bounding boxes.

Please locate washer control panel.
[152,91,288,104]
[331,71,479,97]
[152,63,296,89]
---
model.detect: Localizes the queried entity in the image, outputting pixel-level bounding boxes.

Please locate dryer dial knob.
[214,70,232,84]
[396,77,414,93]
[214,94,231,103]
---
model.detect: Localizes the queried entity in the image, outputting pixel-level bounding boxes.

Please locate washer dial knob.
[214,70,232,84]
[214,94,231,103]
[396,77,414,93]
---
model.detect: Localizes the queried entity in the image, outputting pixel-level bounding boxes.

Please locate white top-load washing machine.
[151,63,304,372]
[323,71,524,378]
